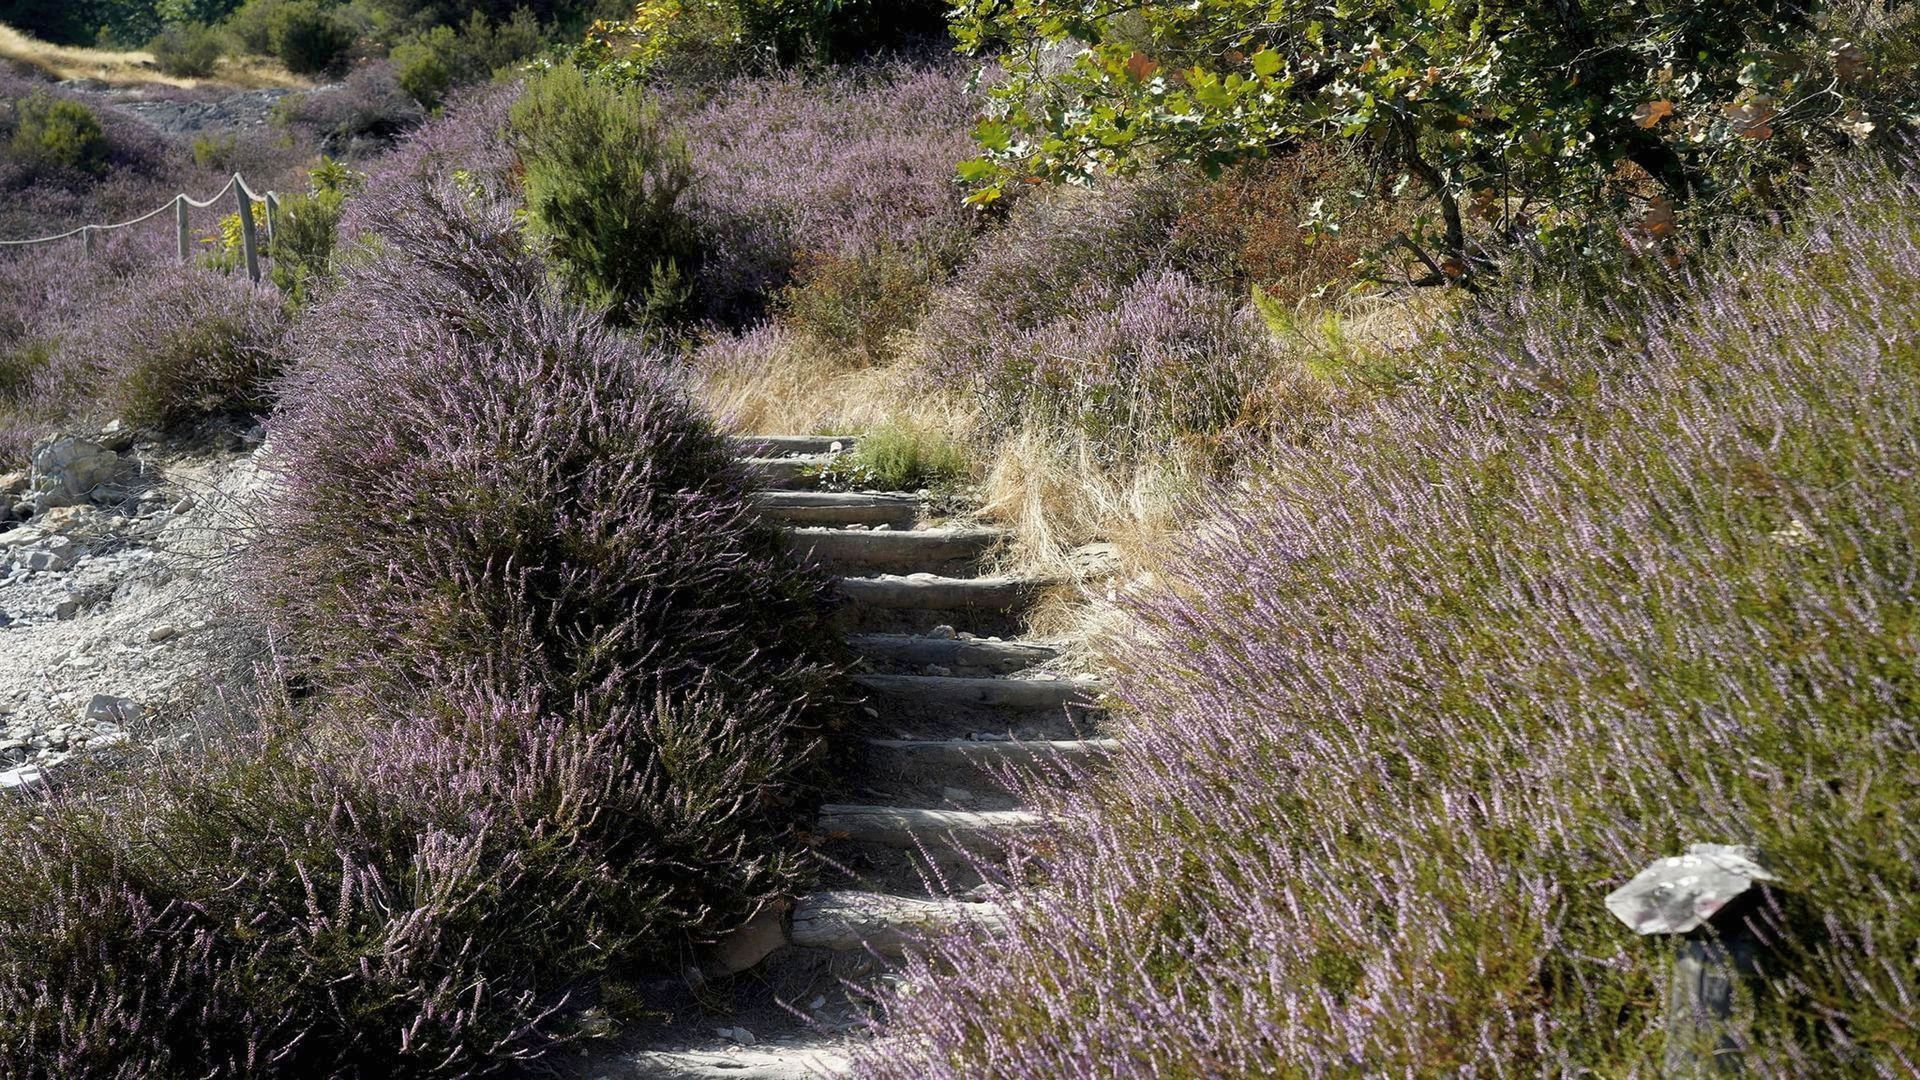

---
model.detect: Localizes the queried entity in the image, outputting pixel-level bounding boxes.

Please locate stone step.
[847,633,1059,675]
[790,890,1005,953]
[743,455,837,490]
[866,737,1118,771]
[752,490,924,528]
[785,526,1007,576]
[861,738,1118,808]
[833,574,1034,626]
[852,673,1105,717]
[816,805,1042,848]
[730,434,860,458]
[621,1046,854,1079]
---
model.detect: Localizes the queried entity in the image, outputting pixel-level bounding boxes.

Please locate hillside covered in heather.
[0,1,1917,1076]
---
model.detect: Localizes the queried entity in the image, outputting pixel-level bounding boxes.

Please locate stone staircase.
[613,434,1109,1078]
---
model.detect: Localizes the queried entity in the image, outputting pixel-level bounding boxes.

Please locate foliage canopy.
[953,0,1911,269]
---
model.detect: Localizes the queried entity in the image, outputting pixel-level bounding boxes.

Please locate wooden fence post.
[175,194,190,264]
[233,176,259,284]
[82,225,94,258]
[1606,844,1778,1076]
[263,192,279,251]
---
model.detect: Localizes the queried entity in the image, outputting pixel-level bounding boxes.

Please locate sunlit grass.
[0,23,307,90]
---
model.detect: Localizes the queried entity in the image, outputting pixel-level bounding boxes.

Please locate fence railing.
[0,173,279,282]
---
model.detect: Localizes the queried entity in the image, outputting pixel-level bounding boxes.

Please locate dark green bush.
[221,0,286,54]
[7,93,109,177]
[391,8,545,108]
[148,20,227,76]
[575,0,950,80]
[509,63,699,324]
[266,0,353,73]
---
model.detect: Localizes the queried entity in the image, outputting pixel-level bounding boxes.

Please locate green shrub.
[8,93,109,176]
[221,0,286,54]
[267,0,353,73]
[148,20,226,76]
[391,9,545,108]
[267,157,361,306]
[509,63,698,324]
[191,131,237,169]
[157,0,247,24]
[821,422,968,492]
[779,246,934,365]
[389,27,455,106]
[952,0,1913,271]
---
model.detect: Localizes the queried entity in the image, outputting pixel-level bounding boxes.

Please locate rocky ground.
[0,427,266,791]
[58,80,297,139]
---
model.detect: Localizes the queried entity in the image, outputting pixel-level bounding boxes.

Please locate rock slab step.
[743,456,837,491]
[817,805,1042,847]
[752,490,923,527]
[785,526,1007,575]
[847,633,1060,674]
[853,673,1105,714]
[790,890,1005,953]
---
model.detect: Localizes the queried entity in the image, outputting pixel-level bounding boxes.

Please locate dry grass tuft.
[689,325,972,437]
[0,23,307,90]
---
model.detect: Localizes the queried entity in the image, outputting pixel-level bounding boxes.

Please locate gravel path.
[0,445,267,788]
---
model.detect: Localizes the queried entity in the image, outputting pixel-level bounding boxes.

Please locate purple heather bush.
[273,62,427,159]
[348,83,520,217]
[0,234,287,467]
[917,172,1275,452]
[865,160,1920,1075]
[670,62,978,321]
[0,171,840,1074]
[39,265,289,432]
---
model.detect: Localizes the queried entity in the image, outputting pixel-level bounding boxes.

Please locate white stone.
[28,436,130,511]
[0,765,47,793]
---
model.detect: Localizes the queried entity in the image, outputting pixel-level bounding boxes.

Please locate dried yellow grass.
[691,331,972,438]
[0,23,307,90]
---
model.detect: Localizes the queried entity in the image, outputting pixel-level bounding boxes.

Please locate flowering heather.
[864,161,1920,1074]
[0,173,840,1075]
[250,171,838,778]
[912,172,1278,451]
[346,83,520,225]
[273,62,427,158]
[40,265,288,431]
[0,228,217,464]
[670,62,978,320]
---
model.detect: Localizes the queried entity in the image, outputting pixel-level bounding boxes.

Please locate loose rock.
[28,436,131,511]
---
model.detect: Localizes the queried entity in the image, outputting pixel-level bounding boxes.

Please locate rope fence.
[0,174,280,282]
